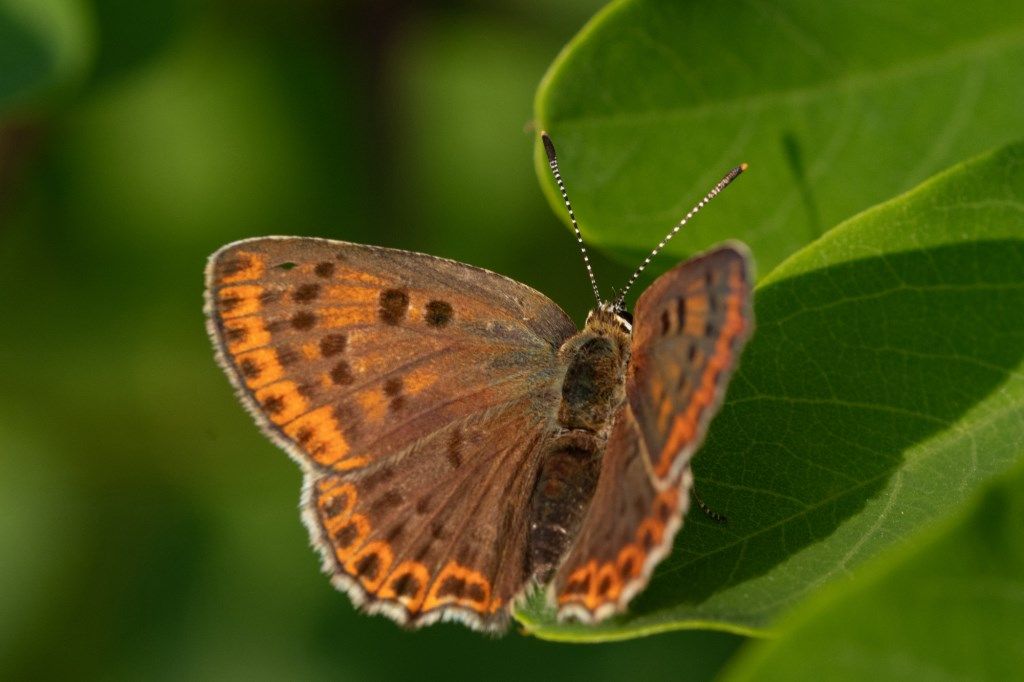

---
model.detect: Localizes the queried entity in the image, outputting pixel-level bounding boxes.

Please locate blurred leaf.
[518,141,1024,640]
[88,0,192,86]
[0,0,91,112]
[535,0,1024,275]
[723,454,1024,681]
[0,421,80,660]
[49,16,362,254]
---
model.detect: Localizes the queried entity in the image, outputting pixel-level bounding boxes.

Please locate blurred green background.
[0,0,744,678]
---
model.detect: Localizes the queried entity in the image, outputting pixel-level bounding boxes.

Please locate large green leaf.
[534,0,1024,276]
[723,454,1024,681]
[517,141,1024,640]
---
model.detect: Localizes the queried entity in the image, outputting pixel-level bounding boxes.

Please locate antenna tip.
[540,131,557,163]
[739,162,749,172]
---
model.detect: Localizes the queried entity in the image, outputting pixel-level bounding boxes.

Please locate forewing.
[205,236,576,631]
[628,243,753,484]
[551,403,692,622]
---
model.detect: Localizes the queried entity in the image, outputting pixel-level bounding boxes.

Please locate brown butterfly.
[204,133,753,632]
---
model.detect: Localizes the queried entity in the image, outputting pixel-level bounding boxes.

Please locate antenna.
[541,131,602,307]
[613,163,748,310]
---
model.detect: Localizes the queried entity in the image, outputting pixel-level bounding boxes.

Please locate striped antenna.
[541,132,602,307]
[613,163,748,310]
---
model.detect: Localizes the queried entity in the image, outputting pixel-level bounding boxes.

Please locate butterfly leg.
[692,484,728,525]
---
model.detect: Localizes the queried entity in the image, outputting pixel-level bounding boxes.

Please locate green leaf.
[0,0,92,113]
[723,454,1024,681]
[517,141,1024,640]
[535,0,1024,275]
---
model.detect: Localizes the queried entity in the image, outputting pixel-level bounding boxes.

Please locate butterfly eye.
[618,311,633,325]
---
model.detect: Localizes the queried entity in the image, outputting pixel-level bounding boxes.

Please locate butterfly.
[204,133,753,632]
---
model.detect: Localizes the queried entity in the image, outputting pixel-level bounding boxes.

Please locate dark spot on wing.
[330,360,354,385]
[641,527,655,551]
[291,310,317,330]
[656,498,672,523]
[293,283,321,303]
[392,573,420,597]
[314,262,335,278]
[354,553,381,580]
[220,294,240,312]
[332,522,359,549]
[465,583,486,603]
[383,377,403,396]
[384,376,404,411]
[320,333,347,357]
[239,358,260,378]
[437,576,465,598]
[263,394,284,415]
[220,256,251,278]
[277,346,300,365]
[425,300,453,327]
[379,288,409,325]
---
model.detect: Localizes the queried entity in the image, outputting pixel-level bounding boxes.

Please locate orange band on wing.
[254,381,309,425]
[218,284,264,318]
[234,347,285,389]
[345,540,395,592]
[283,405,352,467]
[558,487,679,610]
[216,251,265,284]
[422,561,496,614]
[655,276,747,478]
[378,561,431,612]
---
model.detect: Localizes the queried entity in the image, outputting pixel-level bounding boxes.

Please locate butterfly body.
[528,307,631,582]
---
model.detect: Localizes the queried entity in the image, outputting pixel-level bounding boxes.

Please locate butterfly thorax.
[527,307,632,582]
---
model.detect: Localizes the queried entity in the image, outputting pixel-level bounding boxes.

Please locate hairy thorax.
[527,309,632,581]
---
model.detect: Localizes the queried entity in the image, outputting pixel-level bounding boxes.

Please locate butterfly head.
[585,302,633,336]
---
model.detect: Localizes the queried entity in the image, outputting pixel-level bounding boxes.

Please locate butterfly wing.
[551,243,753,621]
[205,236,576,631]
[627,243,753,485]
[551,402,692,622]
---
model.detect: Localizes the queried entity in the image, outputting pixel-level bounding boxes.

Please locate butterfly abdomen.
[527,432,602,582]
